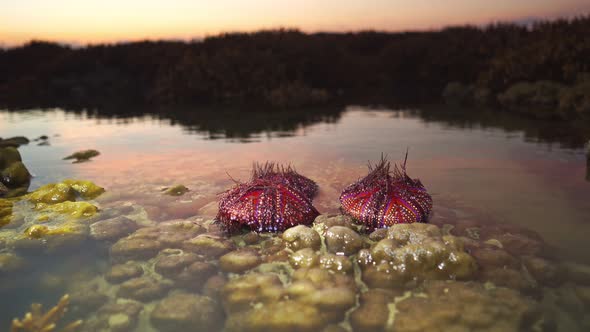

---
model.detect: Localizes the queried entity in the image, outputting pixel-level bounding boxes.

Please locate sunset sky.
[1,0,589,46]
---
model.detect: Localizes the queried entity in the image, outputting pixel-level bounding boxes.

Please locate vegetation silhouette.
[1,16,589,119]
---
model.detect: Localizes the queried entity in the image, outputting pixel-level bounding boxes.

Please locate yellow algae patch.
[24,221,87,239]
[62,179,105,199]
[26,179,104,205]
[37,201,99,218]
[0,198,14,227]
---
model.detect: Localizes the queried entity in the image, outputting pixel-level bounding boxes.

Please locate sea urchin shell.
[339,155,432,231]
[216,163,319,232]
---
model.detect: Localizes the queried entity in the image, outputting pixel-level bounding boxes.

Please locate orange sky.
[1,0,589,46]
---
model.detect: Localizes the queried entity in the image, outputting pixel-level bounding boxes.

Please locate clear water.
[1,106,589,331]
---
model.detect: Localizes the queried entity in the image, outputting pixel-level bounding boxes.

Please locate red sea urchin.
[339,154,432,231]
[216,163,319,232]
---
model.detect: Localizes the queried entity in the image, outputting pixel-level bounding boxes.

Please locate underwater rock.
[105,262,144,284]
[182,233,236,258]
[117,276,172,302]
[523,255,565,287]
[90,216,139,242]
[69,281,110,313]
[219,248,262,273]
[358,223,477,288]
[340,156,432,231]
[0,198,14,226]
[161,184,190,196]
[222,273,285,314]
[173,261,218,291]
[350,289,399,332]
[325,226,363,255]
[225,300,325,332]
[150,292,224,332]
[110,236,163,263]
[391,281,541,332]
[282,225,322,251]
[154,250,200,277]
[81,300,144,332]
[319,253,353,273]
[216,163,319,232]
[563,262,590,285]
[63,149,100,163]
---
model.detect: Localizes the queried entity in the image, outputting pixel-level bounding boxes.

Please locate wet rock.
[282,225,322,251]
[1,161,31,188]
[319,253,353,273]
[154,250,200,277]
[150,292,224,332]
[219,248,262,273]
[111,236,162,263]
[26,179,104,205]
[90,216,139,241]
[0,147,31,196]
[392,280,541,331]
[0,136,29,147]
[182,234,235,258]
[105,262,144,284]
[289,248,319,269]
[313,214,356,234]
[360,223,477,287]
[368,228,388,242]
[325,226,363,255]
[225,300,325,332]
[161,184,190,196]
[63,149,100,163]
[117,276,172,301]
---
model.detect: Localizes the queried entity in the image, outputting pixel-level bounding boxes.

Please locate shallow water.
[1,106,590,331]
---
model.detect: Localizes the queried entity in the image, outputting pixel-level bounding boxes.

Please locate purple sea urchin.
[216,163,319,232]
[339,154,432,231]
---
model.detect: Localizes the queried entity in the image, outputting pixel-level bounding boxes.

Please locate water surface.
[1,106,589,331]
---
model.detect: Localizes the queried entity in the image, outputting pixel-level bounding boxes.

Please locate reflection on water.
[1,105,590,331]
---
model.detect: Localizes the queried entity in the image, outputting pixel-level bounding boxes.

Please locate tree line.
[0,16,588,119]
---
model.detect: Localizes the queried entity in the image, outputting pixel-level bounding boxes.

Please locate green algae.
[161,185,190,196]
[0,147,32,198]
[27,179,105,206]
[0,198,14,227]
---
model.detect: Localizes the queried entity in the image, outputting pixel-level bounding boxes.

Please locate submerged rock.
[359,223,477,288]
[392,280,541,331]
[161,184,190,196]
[150,292,224,332]
[63,149,100,163]
[90,216,139,242]
[117,276,172,301]
[225,300,325,332]
[105,262,144,284]
[219,248,262,273]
